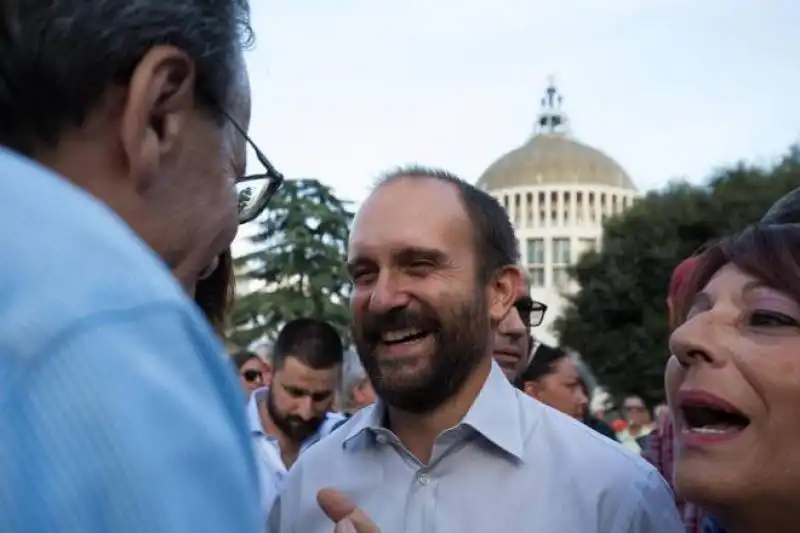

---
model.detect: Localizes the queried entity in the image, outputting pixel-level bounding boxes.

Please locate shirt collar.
[246,386,269,435]
[342,360,526,461]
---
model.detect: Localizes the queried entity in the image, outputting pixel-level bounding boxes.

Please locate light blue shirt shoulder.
[0,149,261,533]
[247,387,345,517]
[269,362,683,533]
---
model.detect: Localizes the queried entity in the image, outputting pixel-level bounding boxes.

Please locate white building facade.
[477,80,640,346]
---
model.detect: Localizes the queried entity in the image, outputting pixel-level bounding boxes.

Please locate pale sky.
[237,0,800,249]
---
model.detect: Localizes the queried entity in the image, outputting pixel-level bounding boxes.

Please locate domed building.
[477,79,640,345]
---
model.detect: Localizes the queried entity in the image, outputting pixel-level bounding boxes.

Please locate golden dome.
[477,79,636,191]
[477,133,635,191]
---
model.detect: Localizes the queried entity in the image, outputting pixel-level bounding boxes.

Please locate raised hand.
[317,488,380,533]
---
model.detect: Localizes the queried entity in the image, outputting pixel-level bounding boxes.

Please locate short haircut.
[230,349,259,370]
[517,343,568,384]
[623,393,652,414]
[272,318,344,370]
[376,165,520,282]
[0,0,253,155]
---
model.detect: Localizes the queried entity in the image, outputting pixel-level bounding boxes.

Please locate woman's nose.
[670,313,727,368]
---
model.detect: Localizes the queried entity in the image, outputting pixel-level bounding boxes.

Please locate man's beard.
[353,290,490,414]
[266,388,324,442]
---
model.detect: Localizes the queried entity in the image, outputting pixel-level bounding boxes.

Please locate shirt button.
[375,433,388,444]
[417,473,429,485]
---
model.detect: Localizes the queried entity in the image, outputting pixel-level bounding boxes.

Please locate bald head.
[371,165,520,282]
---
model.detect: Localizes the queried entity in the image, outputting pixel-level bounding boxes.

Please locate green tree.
[555,145,800,407]
[231,178,354,347]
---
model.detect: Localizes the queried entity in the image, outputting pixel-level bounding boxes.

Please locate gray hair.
[0,0,253,155]
[340,350,368,408]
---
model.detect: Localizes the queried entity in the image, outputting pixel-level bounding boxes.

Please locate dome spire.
[535,75,569,136]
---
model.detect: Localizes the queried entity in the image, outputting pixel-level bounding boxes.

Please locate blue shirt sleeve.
[0,302,262,533]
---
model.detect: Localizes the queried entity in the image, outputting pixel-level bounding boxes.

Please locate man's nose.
[295,396,315,420]
[369,272,411,313]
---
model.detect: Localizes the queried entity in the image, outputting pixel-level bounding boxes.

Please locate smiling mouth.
[379,328,431,346]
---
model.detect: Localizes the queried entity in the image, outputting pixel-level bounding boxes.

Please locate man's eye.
[351,271,374,283]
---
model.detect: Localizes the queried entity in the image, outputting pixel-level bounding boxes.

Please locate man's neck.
[387,357,492,465]
[257,400,301,468]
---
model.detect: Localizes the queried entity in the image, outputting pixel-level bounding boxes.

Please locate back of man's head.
[0,1,256,292]
[376,165,520,282]
[273,318,344,371]
[0,0,252,156]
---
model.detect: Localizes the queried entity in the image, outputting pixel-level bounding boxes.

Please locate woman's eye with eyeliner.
[750,310,800,328]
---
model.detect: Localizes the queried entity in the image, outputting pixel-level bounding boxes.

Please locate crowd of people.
[2,2,800,533]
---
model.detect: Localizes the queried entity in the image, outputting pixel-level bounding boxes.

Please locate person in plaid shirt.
[643,255,706,533]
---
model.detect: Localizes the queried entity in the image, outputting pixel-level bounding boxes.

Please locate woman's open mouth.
[678,390,751,446]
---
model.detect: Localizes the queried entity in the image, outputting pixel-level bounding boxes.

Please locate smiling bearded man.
[267,166,683,533]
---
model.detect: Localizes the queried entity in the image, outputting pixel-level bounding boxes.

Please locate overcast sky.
[236,0,800,248]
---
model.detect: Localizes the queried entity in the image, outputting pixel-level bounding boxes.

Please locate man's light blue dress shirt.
[247,386,345,516]
[269,361,684,533]
[0,148,262,533]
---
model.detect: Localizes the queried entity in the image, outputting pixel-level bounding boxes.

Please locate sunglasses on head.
[242,370,263,383]
[514,296,547,327]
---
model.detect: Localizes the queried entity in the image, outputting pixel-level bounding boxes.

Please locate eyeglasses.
[242,369,263,383]
[514,297,547,327]
[223,111,285,225]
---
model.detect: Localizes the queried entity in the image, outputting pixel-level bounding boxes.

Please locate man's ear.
[487,264,523,324]
[119,45,196,192]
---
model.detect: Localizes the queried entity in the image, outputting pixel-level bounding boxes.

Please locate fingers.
[334,518,357,533]
[317,488,355,522]
[317,488,380,533]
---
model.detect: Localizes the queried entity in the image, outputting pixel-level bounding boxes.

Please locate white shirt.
[246,387,345,517]
[268,362,683,533]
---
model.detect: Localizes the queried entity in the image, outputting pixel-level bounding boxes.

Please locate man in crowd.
[340,352,377,416]
[492,269,545,381]
[617,394,656,454]
[249,318,346,514]
[268,166,683,533]
[0,1,270,531]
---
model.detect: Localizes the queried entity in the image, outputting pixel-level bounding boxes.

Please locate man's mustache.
[361,307,438,342]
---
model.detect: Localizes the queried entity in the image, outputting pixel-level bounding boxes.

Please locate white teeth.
[686,426,733,434]
[381,329,422,342]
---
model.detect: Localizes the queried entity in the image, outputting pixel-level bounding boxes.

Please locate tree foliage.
[231,178,354,347]
[555,145,800,407]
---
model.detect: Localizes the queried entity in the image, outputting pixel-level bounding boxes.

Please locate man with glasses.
[492,269,547,382]
[0,1,282,532]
